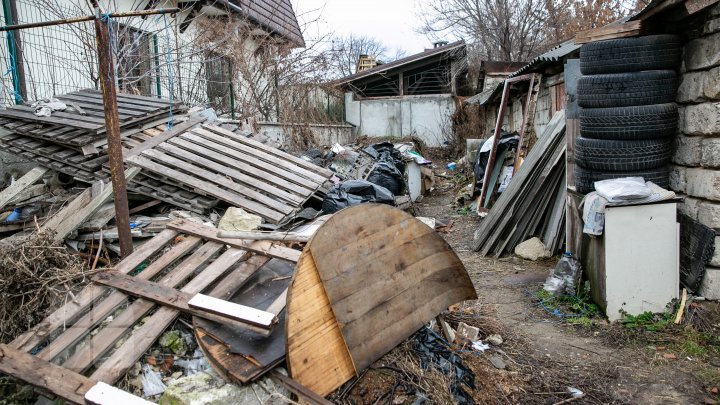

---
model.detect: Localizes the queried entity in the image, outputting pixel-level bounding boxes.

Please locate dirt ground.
[334,174,720,405]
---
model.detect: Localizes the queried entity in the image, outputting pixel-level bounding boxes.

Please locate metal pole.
[1,0,25,103]
[0,8,178,31]
[91,2,133,257]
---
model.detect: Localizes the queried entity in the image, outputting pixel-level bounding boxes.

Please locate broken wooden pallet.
[125,123,334,224]
[286,204,478,396]
[3,220,300,403]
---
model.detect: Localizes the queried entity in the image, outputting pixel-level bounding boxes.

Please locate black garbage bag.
[364,142,406,195]
[412,327,476,404]
[321,180,395,214]
[473,131,520,195]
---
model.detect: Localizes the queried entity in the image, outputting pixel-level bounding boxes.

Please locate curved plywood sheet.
[287,204,477,395]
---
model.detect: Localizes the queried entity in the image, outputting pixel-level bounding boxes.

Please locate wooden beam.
[51,167,140,241]
[92,270,277,330]
[167,218,301,262]
[216,230,310,242]
[268,370,335,405]
[122,116,206,160]
[0,166,48,210]
[128,199,162,214]
[0,344,151,404]
[575,20,644,44]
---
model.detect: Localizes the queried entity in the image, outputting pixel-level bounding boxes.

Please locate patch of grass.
[534,283,601,323]
[698,367,720,388]
[619,311,673,331]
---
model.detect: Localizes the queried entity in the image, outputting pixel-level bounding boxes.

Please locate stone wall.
[672,3,720,298]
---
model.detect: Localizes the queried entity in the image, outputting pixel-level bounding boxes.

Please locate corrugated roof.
[231,0,305,47]
[464,40,579,105]
[333,40,466,86]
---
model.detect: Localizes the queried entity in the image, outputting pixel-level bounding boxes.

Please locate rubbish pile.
[304,140,434,212]
[0,92,472,404]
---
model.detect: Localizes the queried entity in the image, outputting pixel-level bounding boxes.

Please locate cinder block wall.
[671,3,720,298]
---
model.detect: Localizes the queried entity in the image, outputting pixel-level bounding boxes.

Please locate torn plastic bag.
[412,327,476,405]
[321,180,395,214]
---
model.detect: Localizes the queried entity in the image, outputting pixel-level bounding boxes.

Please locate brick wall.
[672,3,720,298]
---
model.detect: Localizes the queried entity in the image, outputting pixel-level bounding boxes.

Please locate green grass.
[534,283,601,324]
[698,368,720,388]
[619,311,673,331]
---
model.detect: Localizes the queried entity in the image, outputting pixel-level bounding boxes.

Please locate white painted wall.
[344,92,455,147]
[258,122,355,146]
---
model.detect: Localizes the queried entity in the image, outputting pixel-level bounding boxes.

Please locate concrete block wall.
[673,3,720,299]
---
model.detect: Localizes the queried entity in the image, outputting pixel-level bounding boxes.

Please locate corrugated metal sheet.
[464,40,579,105]
[333,40,466,86]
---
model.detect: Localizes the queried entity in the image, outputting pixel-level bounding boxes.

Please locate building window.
[205,54,232,112]
[115,24,153,96]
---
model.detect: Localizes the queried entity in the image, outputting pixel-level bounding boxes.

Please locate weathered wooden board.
[0,166,48,210]
[286,251,357,396]
[195,257,295,383]
[0,344,152,404]
[309,204,477,369]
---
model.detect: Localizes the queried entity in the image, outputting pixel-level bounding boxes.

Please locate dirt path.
[414,192,714,404]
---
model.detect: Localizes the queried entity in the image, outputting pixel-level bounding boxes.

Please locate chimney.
[356,54,378,72]
[433,41,449,48]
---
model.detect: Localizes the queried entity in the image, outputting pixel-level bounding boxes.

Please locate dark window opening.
[115,24,153,96]
[205,54,233,112]
[353,74,400,98]
[404,63,451,95]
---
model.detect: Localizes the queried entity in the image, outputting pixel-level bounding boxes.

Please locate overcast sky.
[293,0,439,56]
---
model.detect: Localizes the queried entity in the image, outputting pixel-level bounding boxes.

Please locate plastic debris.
[471,340,490,352]
[141,364,166,397]
[322,180,395,214]
[543,253,582,296]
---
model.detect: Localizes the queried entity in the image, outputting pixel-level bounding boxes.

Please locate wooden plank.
[57,93,161,113]
[9,104,128,123]
[0,344,151,404]
[91,271,277,329]
[122,117,206,160]
[90,247,247,384]
[0,109,100,130]
[158,141,307,204]
[0,166,48,209]
[39,188,93,235]
[268,370,335,405]
[51,167,141,241]
[128,199,162,214]
[201,123,335,178]
[206,254,272,300]
[217,230,310,242]
[55,96,147,116]
[72,89,174,109]
[60,241,227,373]
[126,155,286,222]
[191,127,329,185]
[575,20,643,44]
[37,236,204,363]
[140,148,296,214]
[175,133,318,192]
[286,250,357,396]
[9,229,178,352]
[78,202,116,232]
[0,344,97,404]
[166,218,301,262]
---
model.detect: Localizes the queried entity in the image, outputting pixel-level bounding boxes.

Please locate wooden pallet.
[0,89,185,143]
[126,123,334,224]
[3,220,300,403]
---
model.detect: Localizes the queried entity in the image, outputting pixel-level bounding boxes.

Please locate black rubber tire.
[578,70,677,108]
[574,165,670,194]
[580,35,682,75]
[575,137,672,171]
[580,103,678,140]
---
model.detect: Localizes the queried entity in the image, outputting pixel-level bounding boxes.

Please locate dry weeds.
[0,231,94,343]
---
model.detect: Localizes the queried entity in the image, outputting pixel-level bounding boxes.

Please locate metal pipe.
[1,0,25,103]
[91,0,133,257]
[0,8,179,31]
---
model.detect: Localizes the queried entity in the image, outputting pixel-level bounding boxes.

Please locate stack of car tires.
[574,34,682,194]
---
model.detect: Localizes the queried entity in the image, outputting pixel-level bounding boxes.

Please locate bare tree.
[416,0,641,62]
[416,0,547,62]
[328,34,407,77]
